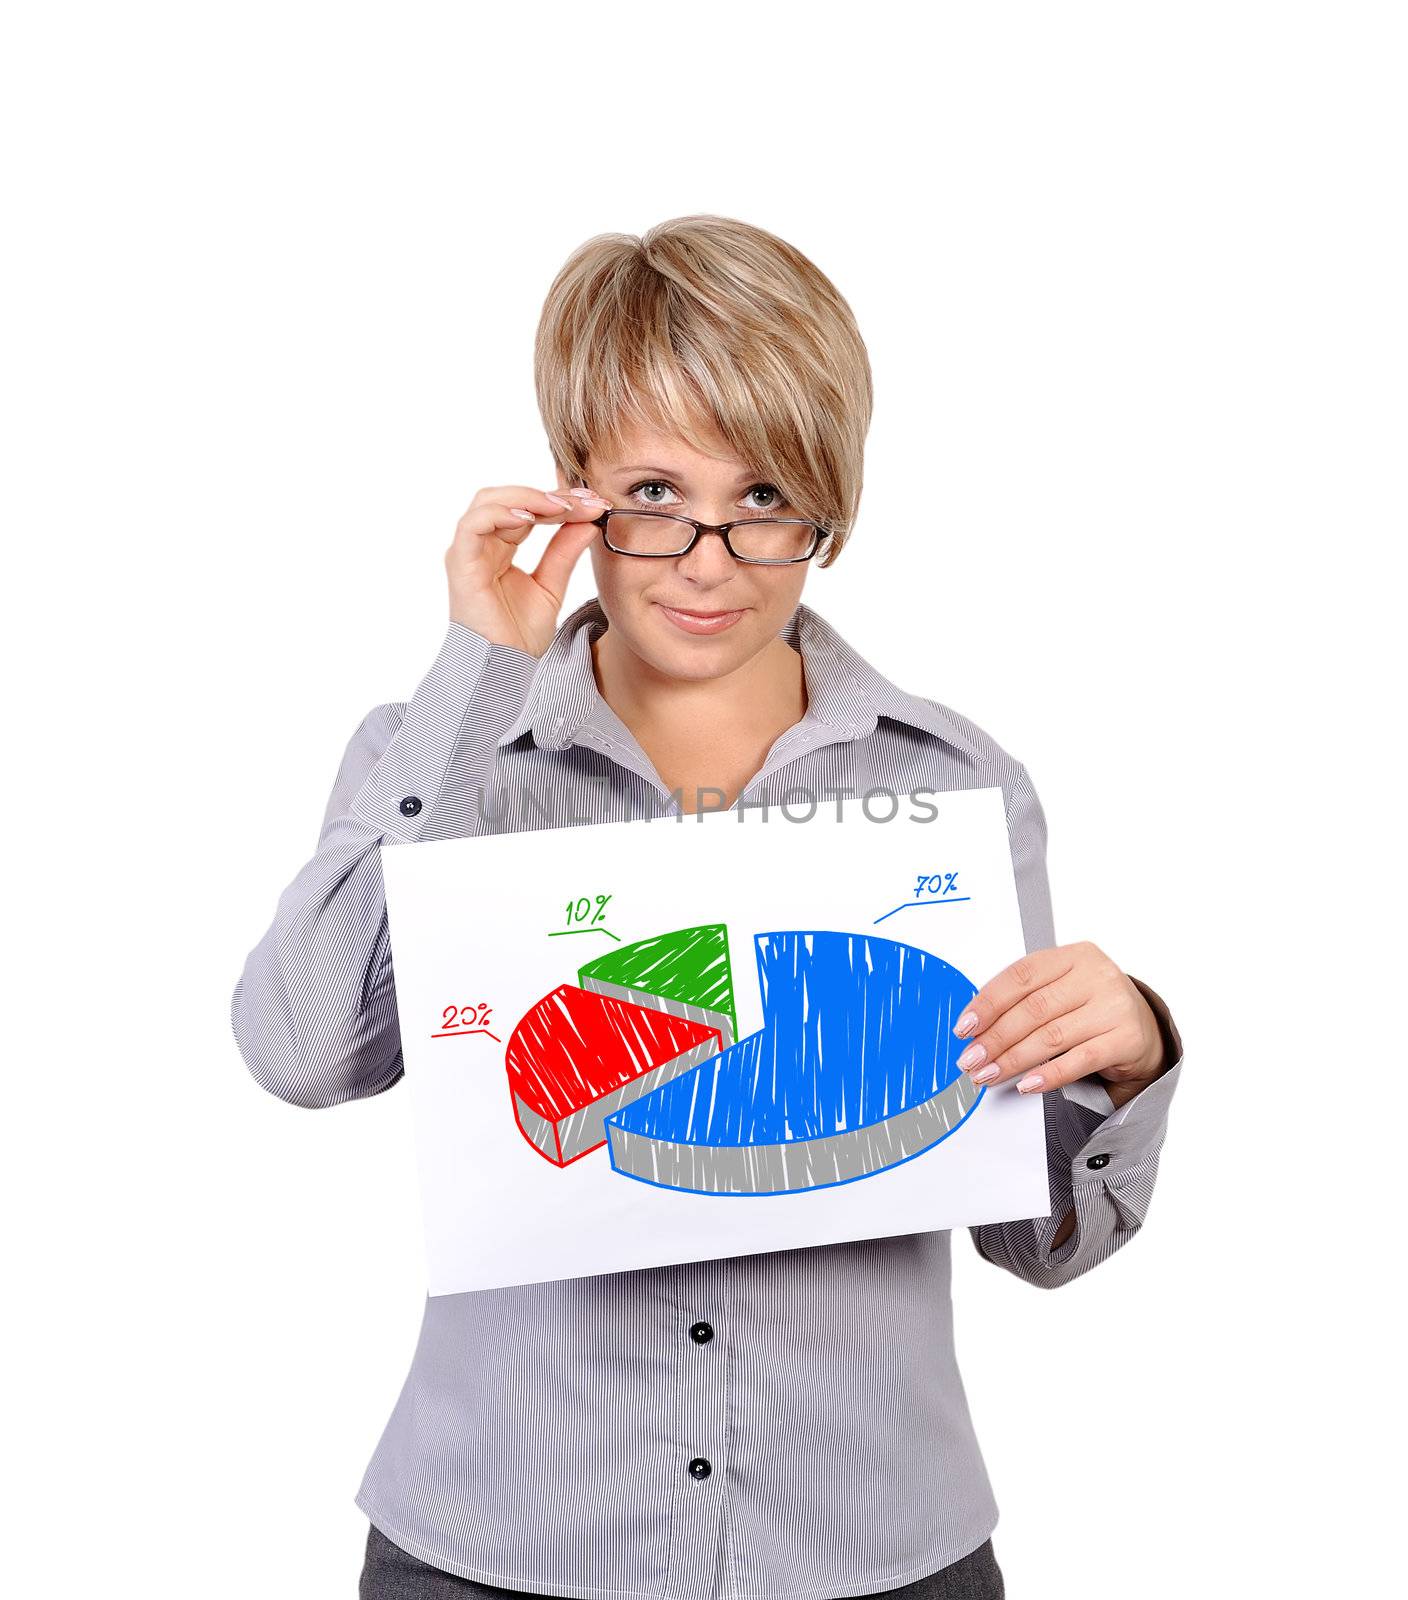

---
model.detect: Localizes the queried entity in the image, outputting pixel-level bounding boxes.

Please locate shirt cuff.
[349,620,539,843]
[1067,974,1184,1225]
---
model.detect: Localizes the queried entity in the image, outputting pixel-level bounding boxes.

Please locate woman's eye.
[743,483,787,513]
[629,480,679,506]
[626,479,790,512]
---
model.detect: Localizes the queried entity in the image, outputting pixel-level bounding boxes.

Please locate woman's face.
[572,418,811,685]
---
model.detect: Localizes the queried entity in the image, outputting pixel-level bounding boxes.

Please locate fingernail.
[544,493,573,509]
[954,1011,979,1037]
[1016,1073,1045,1093]
[567,486,601,499]
[956,1043,986,1071]
[510,508,534,521]
[971,1063,1000,1084]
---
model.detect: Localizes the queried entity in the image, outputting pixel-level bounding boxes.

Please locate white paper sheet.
[379,787,1050,1295]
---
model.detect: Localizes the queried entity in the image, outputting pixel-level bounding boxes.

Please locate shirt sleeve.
[229,620,538,1109]
[967,761,1185,1287]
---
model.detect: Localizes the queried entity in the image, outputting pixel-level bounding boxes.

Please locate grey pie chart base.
[607,1067,984,1196]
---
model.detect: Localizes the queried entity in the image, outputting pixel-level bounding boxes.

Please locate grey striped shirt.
[231,596,1184,1599]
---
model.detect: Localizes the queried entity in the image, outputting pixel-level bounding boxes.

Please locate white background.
[3,3,1400,1595]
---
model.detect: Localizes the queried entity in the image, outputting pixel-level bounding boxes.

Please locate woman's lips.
[656,603,747,636]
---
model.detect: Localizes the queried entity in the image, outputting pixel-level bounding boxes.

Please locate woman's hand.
[950,940,1168,1109]
[446,482,611,657]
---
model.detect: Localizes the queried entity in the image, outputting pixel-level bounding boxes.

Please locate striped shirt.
[231,595,1184,1600]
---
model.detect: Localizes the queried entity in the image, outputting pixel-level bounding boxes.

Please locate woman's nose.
[674,527,740,581]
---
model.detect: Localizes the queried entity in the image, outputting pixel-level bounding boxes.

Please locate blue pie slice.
[602,929,984,1195]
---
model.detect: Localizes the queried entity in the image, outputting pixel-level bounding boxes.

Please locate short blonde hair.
[534,214,872,567]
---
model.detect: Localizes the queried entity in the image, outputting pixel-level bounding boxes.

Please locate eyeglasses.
[590,508,830,565]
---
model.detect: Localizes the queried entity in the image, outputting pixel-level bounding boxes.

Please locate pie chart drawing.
[504,925,984,1196]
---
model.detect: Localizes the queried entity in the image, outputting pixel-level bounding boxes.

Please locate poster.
[379,787,1049,1295]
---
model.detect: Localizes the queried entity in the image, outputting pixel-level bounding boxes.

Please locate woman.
[232,215,1184,1600]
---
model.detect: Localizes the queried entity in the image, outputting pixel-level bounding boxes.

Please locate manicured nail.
[510,508,534,521]
[1016,1073,1045,1093]
[971,1063,1000,1084]
[954,1011,979,1037]
[956,1043,986,1071]
[567,486,602,499]
[544,493,573,509]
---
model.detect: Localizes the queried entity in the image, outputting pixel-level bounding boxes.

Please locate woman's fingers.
[528,515,604,606]
[957,996,1115,1090]
[445,482,611,653]
[455,489,612,559]
[952,941,1142,1092]
[471,485,610,520]
[455,487,604,548]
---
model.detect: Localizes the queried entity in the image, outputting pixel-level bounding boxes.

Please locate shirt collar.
[496,595,984,761]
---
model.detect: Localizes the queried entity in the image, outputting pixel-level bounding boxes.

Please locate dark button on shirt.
[232,595,1185,1600]
[690,1321,715,1344]
[689,1458,713,1480]
[1087,1152,1112,1169]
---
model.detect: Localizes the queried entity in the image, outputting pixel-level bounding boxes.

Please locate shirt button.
[688,1457,712,1480]
[1086,1153,1111,1169]
[399,796,423,817]
[689,1321,714,1344]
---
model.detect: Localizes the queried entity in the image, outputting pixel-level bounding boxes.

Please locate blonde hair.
[534,214,872,567]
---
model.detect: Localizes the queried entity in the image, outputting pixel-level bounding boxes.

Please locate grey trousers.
[358,1522,1005,1599]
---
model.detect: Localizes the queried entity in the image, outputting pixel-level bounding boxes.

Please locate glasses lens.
[604,514,696,555]
[727,520,818,561]
[604,514,817,561]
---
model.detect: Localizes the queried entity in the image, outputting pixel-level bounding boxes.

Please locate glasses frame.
[589,507,829,565]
